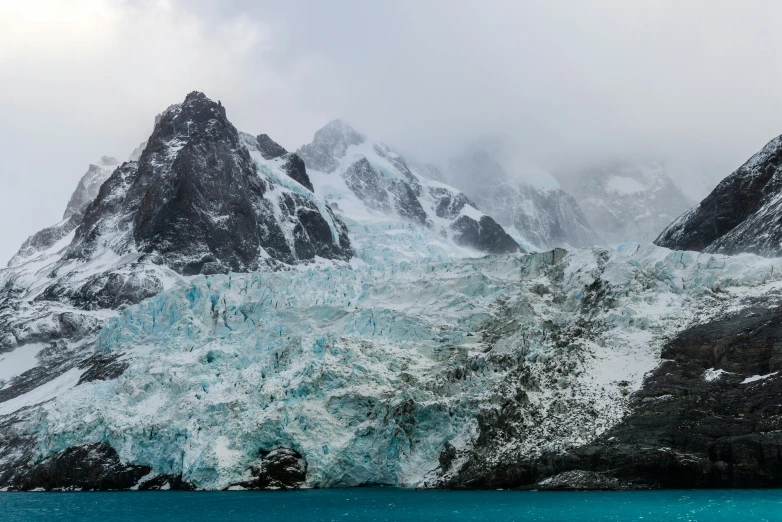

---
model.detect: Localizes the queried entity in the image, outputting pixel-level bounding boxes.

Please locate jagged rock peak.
[61,91,351,276]
[655,134,782,256]
[240,131,314,192]
[298,119,366,173]
[256,133,288,160]
[140,91,234,151]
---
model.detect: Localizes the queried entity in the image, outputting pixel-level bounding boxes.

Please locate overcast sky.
[2,0,782,263]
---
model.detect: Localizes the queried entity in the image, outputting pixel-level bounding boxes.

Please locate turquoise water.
[2,489,782,521]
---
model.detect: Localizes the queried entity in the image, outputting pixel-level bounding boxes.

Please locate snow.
[26,243,782,490]
[703,368,729,382]
[0,343,45,387]
[0,367,83,416]
[297,127,514,262]
[741,372,779,384]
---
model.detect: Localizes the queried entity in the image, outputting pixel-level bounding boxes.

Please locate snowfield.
[17,243,782,490]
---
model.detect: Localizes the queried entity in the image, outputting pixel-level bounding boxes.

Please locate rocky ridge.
[297,120,520,258]
[445,149,604,251]
[656,135,782,256]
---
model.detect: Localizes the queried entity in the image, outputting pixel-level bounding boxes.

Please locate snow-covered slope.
[446,149,603,251]
[3,244,781,490]
[656,135,782,256]
[564,162,694,245]
[297,120,520,261]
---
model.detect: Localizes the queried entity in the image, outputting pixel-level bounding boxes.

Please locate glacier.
[16,243,782,490]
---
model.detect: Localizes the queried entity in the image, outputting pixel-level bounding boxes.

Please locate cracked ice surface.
[33,244,782,490]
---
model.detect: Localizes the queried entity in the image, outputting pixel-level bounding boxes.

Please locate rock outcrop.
[656,135,782,256]
[7,442,151,491]
[447,305,782,489]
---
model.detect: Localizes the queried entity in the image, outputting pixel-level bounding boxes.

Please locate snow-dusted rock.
[656,135,782,256]
[298,120,520,259]
[446,149,603,251]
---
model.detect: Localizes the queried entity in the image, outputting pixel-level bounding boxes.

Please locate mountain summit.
[564,162,694,245]
[0,92,352,352]
[70,91,351,276]
[297,120,521,258]
[656,135,782,256]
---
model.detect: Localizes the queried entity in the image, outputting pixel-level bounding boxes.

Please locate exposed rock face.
[447,305,782,489]
[570,306,782,488]
[298,120,520,256]
[446,149,603,250]
[60,92,350,277]
[244,132,315,192]
[532,470,626,491]
[281,154,314,192]
[118,92,350,273]
[656,135,782,256]
[450,215,521,254]
[342,157,392,213]
[564,162,693,245]
[8,442,151,491]
[246,449,308,490]
[255,133,288,160]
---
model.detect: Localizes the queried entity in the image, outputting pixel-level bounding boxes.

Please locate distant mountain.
[8,157,120,268]
[0,91,351,352]
[564,162,694,245]
[656,135,782,256]
[445,149,603,251]
[297,120,520,259]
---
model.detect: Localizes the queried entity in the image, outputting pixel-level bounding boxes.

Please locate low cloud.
[2,0,780,261]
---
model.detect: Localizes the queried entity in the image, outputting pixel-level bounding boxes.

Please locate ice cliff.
[8,244,781,490]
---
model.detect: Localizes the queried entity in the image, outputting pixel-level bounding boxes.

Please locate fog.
[2,0,782,263]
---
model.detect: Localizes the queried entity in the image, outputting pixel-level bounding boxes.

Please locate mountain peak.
[298,119,366,173]
[315,119,365,148]
[655,134,782,255]
[182,91,221,112]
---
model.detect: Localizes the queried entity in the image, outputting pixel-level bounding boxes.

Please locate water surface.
[2,488,781,521]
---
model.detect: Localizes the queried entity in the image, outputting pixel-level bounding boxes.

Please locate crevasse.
[36,244,782,490]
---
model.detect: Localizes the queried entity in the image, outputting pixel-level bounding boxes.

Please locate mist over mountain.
[6,1,782,498]
[558,161,695,245]
[4,2,782,264]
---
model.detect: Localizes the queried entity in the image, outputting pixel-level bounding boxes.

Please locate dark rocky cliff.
[656,135,782,256]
